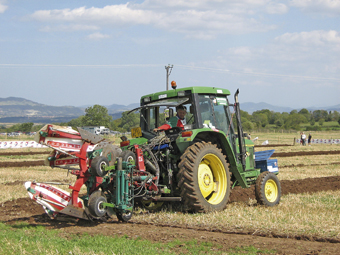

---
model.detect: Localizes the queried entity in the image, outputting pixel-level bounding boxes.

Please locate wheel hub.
[203,173,211,186]
[265,180,278,202]
[198,163,214,197]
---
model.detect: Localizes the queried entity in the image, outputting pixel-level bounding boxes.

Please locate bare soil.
[0,160,45,168]
[0,151,48,156]
[273,150,340,157]
[2,149,340,254]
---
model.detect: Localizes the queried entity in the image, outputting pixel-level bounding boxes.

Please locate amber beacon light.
[171,81,177,89]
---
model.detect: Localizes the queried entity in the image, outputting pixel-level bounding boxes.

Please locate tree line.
[1,105,340,134]
[239,108,340,131]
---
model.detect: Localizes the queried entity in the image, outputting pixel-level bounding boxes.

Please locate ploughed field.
[1,143,340,254]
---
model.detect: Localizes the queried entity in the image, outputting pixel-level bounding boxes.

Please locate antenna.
[165,64,173,90]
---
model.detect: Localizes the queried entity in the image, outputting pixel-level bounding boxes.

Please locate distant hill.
[241,102,293,114]
[106,103,140,114]
[326,104,340,112]
[1,96,339,124]
[0,97,139,124]
[240,102,340,114]
[0,116,78,124]
[0,97,84,118]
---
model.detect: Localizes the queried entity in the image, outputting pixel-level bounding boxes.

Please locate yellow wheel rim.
[265,179,278,202]
[198,154,227,205]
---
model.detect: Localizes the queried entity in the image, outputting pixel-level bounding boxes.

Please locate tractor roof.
[141,86,231,103]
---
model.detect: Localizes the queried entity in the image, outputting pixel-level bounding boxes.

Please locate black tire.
[116,211,132,222]
[120,150,136,165]
[88,191,107,218]
[255,171,281,206]
[177,141,231,212]
[90,156,109,177]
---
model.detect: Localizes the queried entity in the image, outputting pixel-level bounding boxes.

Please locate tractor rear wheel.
[255,171,281,206]
[177,142,230,212]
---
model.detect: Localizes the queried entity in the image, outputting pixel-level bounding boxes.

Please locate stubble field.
[1,131,340,254]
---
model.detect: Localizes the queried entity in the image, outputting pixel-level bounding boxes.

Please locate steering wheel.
[164,127,182,136]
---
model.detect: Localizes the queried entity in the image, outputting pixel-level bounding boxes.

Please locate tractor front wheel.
[177,142,230,212]
[255,171,281,206]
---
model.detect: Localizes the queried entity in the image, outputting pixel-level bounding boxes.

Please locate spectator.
[301,132,307,146]
[308,133,312,146]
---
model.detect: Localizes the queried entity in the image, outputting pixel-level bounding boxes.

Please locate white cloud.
[0,2,8,13]
[289,0,340,14]
[30,4,159,25]
[39,24,100,32]
[28,1,284,39]
[87,32,110,40]
[216,30,340,84]
[266,2,289,14]
[275,30,340,46]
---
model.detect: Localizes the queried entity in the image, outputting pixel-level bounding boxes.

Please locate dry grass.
[257,144,340,153]
[279,164,340,180]
[0,166,74,183]
[132,190,340,239]
[0,154,48,162]
[0,148,51,153]
[1,135,340,239]
[279,154,340,165]
[252,130,340,145]
[0,166,78,203]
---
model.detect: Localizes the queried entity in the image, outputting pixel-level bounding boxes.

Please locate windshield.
[197,95,234,137]
[140,97,195,133]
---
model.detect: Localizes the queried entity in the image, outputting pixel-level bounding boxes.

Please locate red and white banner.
[0,140,47,149]
[0,140,95,150]
[296,138,340,144]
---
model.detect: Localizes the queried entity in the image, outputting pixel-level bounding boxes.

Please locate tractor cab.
[130,86,239,156]
[124,85,280,212]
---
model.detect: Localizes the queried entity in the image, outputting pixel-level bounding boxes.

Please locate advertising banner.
[296,139,340,144]
[0,141,47,149]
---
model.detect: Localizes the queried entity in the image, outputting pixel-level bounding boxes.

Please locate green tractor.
[120,85,281,213]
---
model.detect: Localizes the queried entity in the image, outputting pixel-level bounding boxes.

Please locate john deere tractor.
[120,84,281,213]
[25,84,281,222]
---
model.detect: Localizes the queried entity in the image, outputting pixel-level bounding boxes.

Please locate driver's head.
[176,105,187,119]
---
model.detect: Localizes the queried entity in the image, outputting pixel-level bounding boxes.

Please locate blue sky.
[0,0,339,109]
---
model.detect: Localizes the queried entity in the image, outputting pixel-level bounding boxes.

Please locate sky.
[0,0,339,109]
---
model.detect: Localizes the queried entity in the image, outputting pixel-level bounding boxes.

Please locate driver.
[153,105,187,132]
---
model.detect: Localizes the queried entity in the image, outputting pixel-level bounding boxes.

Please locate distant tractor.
[25,84,281,222]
